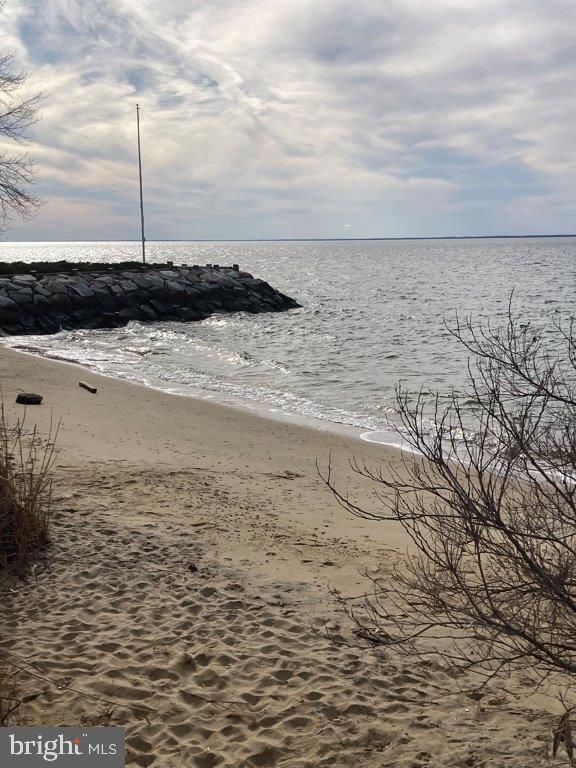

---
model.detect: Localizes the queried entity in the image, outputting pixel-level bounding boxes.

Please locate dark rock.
[118,307,141,321]
[150,299,174,316]
[163,280,185,294]
[13,275,37,285]
[2,323,25,335]
[16,393,43,405]
[92,289,116,309]
[68,281,94,298]
[0,296,17,310]
[8,291,32,305]
[78,317,104,330]
[100,313,126,328]
[279,292,301,308]
[178,308,207,321]
[19,313,37,328]
[140,305,158,320]
[33,295,51,307]
[36,316,61,333]
[70,292,97,310]
[242,278,265,288]
[50,293,74,311]
[0,296,18,322]
[0,265,300,335]
[46,281,70,295]
[130,275,149,288]
[119,293,141,308]
[73,308,97,322]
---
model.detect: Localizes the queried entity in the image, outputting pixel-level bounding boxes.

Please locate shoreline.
[0,344,411,570]
[0,344,559,765]
[2,339,410,452]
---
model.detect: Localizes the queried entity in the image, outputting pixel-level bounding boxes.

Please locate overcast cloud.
[1,0,575,240]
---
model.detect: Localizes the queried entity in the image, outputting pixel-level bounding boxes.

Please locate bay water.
[0,237,573,447]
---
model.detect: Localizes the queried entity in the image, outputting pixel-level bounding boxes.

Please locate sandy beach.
[0,346,560,767]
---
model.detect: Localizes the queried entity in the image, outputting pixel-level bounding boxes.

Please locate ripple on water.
[0,237,573,447]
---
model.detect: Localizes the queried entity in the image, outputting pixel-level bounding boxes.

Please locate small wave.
[200,316,234,327]
[263,359,292,373]
[1,235,570,456]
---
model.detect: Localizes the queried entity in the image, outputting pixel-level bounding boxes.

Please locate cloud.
[2,0,576,239]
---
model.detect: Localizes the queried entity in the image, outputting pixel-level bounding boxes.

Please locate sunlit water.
[0,238,574,446]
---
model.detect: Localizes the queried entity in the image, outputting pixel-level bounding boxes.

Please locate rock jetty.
[0,263,301,336]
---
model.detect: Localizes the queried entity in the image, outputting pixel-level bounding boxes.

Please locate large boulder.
[0,295,18,321]
[68,281,94,298]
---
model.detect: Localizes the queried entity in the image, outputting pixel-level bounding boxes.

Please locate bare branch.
[324,302,576,706]
[0,5,44,231]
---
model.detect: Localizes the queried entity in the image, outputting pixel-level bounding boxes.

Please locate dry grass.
[0,662,19,725]
[0,403,57,574]
[0,404,57,723]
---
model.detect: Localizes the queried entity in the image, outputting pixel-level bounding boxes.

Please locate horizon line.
[1,232,576,244]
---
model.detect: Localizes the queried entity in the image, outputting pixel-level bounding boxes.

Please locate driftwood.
[78,382,97,394]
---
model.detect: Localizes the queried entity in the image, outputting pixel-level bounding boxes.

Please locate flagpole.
[136,103,146,264]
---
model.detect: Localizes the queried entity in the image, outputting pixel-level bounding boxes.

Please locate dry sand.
[0,346,562,766]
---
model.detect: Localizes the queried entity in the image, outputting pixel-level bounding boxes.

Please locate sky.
[1,0,576,241]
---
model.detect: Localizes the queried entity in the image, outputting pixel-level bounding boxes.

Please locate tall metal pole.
[136,103,146,264]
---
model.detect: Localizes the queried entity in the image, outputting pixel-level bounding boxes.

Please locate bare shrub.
[0,662,19,725]
[0,404,57,573]
[322,302,576,694]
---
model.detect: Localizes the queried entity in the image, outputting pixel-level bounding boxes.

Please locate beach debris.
[16,392,43,405]
[21,691,42,703]
[188,562,198,574]
[79,381,97,394]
